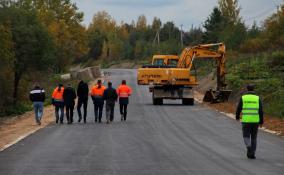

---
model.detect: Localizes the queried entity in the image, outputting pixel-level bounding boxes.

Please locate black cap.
[247,84,255,91]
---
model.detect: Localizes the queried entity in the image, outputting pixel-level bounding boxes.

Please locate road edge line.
[0,128,41,152]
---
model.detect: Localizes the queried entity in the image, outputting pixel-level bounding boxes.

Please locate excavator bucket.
[203,89,232,103]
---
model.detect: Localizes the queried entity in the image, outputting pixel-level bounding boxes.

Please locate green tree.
[247,21,261,39]
[88,29,106,59]
[152,17,161,32]
[217,0,247,49]
[203,7,224,43]
[263,4,284,48]
[219,22,247,49]
[0,6,55,104]
[136,15,147,30]
[184,27,203,45]
[160,21,179,41]
[218,0,241,24]
[17,0,88,72]
[0,24,14,110]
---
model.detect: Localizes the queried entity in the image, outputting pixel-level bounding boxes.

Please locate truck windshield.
[153,59,165,66]
[168,59,178,66]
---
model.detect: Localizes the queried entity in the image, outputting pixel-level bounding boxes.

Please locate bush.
[3,103,32,117]
[263,89,284,118]
[268,51,284,72]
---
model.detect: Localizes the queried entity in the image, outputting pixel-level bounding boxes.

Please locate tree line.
[0,0,283,116]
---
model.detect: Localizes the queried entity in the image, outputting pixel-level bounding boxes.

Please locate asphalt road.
[0,69,284,175]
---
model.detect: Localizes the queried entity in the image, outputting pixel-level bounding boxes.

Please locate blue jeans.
[33,102,44,123]
[55,106,64,123]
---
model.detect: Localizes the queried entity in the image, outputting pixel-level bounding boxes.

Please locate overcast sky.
[72,0,283,30]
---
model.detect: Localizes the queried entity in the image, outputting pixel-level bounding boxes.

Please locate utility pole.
[157,28,160,46]
[180,24,183,48]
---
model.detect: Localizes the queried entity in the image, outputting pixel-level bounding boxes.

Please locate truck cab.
[152,55,179,67]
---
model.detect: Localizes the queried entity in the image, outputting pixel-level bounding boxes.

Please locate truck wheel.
[157,98,163,105]
[153,97,158,105]
[182,98,194,105]
[153,98,163,105]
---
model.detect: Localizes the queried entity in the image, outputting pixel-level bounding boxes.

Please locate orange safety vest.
[91,85,106,97]
[52,87,64,101]
[117,85,132,98]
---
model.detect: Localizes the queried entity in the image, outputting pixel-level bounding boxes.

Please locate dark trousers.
[94,103,104,122]
[55,106,64,123]
[66,105,74,123]
[120,104,128,121]
[242,123,259,154]
[106,103,115,122]
[77,99,88,122]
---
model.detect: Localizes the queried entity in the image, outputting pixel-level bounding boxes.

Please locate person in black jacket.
[77,80,89,123]
[103,82,118,123]
[29,84,45,125]
[63,84,77,124]
[236,84,264,159]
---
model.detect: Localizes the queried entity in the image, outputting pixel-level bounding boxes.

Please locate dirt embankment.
[0,106,54,151]
[196,74,284,136]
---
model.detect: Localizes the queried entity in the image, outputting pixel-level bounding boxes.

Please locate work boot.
[78,117,82,123]
[246,147,250,158]
[121,114,123,121]
[56,119,58,124]
[247,147,254,159]
[250,154,256,159]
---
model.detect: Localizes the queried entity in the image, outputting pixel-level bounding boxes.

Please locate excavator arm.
[177,43,226,91]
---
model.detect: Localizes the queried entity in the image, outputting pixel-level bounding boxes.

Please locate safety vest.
[52,87,64,101]
[241,94,260,123]
[117,85,132,98]
[91,85,106,97]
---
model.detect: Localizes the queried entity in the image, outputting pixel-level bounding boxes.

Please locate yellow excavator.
[137,43,231,105]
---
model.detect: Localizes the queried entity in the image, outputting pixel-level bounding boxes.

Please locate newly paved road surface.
[0,69,284,175]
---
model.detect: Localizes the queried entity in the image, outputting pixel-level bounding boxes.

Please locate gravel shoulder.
[0,106,54,151]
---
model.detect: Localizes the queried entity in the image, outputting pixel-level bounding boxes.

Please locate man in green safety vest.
[236,84,264,159]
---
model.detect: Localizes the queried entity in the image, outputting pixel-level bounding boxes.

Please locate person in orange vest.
[52,84,65,124]
[117,80,132,121]
[91,80,106,123]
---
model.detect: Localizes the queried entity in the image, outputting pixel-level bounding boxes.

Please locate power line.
[244,7,277,22]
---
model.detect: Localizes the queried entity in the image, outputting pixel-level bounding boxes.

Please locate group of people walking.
[29,79,132,125]
[30,80,264,160]
[89,79,132,123]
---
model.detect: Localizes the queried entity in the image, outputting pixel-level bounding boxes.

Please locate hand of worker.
[259,124,263,128]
